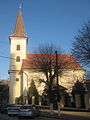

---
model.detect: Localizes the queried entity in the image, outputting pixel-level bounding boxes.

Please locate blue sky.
[0,0,90,79]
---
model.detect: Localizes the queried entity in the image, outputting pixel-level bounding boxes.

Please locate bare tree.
[30,43,72,115]
[72,21,90,66]
[31,44,60,114]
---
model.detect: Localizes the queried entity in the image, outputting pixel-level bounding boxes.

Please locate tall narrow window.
[16,45,20,50]
[16,56,20,62]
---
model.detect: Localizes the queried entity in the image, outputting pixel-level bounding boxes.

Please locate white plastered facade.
[9,37,27,104]
[9,36,85,104]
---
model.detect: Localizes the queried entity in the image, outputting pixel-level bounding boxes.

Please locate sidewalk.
[38,105,90,112]
[40,109,90,120]
[40,109,62,119]
[61,107,90,112]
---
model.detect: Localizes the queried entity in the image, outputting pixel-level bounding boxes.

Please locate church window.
[16,78,19,81]
[16,45,20,50]
[16,56,20,62]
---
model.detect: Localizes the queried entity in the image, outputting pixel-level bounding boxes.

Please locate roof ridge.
[26,53,72,55]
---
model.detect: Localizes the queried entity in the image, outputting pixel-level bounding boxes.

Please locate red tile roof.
[22,53,83,70]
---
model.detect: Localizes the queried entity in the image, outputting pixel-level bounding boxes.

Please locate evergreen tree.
[72,81,86,108]
[28,79,38,98]
[72,81,86,94]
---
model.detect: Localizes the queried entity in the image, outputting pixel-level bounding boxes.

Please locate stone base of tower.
[9,95,16,104]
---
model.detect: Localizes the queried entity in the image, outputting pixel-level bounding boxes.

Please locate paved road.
[0,113,58,120]
[0,111,90,120]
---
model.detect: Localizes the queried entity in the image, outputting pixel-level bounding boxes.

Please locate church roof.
[22,53,84,70]
[10,8,27,38]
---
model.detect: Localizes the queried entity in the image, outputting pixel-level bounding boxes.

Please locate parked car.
[18,105,40,119]
[7,105,21,116]
[0,104,16,114]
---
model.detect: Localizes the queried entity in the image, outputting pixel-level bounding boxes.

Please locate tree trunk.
[32,96,35,105]
[50,103,53,115]
[39,96,42,106]
[58,102,61,116]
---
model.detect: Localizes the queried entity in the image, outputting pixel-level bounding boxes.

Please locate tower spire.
[11,5,27,38]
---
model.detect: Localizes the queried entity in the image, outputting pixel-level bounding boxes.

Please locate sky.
[0,0,90,79]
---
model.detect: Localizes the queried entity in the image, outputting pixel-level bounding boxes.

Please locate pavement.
[61,107,90,112]
[0,108,90,120]
[0,110,90,120]
[41,109,90,120]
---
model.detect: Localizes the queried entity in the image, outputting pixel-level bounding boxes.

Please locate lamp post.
[55,51,59,95]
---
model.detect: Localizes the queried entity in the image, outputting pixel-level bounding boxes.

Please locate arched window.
[16,45,20,50]
[16,56,20,62]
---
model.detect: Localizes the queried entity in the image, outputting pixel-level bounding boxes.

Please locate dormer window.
[16,45,20,50]
[16,56,20,62]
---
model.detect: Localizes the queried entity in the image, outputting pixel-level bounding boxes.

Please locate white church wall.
[59,69,85,92]
[22,69,85,95]
[22,70,46,96]
[9,72,21,104]
[9,36,27,103]
[10,37,27,70]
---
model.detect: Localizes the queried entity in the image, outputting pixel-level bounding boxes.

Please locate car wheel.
[38,111,40,116]
[32,114,35,119]
[18,116,22,119]
[36,111,40,117]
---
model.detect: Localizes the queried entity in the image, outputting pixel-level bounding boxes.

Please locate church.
[8,7,85,106]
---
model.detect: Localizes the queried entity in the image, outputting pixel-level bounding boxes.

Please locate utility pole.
[55,51,61,116]
[55,51,59,95]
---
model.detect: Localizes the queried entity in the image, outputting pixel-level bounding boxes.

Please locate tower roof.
[10,7,27,38]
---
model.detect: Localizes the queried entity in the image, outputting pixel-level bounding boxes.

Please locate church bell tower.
[9,6,28,104]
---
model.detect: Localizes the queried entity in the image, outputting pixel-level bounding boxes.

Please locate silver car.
[18,105,40,119]
[7,105,20,116]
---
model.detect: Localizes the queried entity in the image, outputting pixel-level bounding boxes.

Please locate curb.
[61,108,90,112]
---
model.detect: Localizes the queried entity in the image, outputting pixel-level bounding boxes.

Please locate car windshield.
[6,104,16,107]
[8,106,19,109]
[20,106,32,109]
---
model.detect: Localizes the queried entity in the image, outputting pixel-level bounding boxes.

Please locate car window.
[20,106,32,109]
